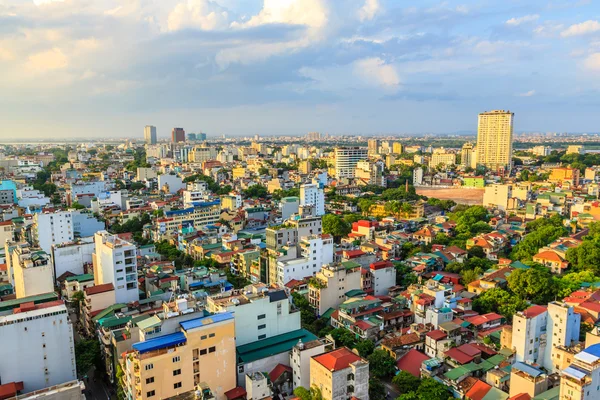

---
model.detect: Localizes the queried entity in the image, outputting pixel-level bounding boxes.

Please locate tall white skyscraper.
[144,125,157,145]
[334,147,369,179]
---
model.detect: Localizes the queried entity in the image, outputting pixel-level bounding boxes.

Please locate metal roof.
[180,312,234,331]
[512,362,545,377]
[133,331,187,354]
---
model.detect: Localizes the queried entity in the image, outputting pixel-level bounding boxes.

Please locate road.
[382,379,400,399]
[84,367,114,400]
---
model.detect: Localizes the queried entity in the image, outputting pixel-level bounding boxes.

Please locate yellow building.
[549,167,580,187]
[392,142,403,154]
[232,167,247,180]
[476,110,514,171]
[123,312,236,400]
[310,347,369,400]
[430,148,456,168]
[368,200,425,219]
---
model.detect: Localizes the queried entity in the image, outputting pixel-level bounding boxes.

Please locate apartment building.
[13,244,54,298]
[123,312,236,400]
[310,347,369,400]
[290,338,333,390]
[93,231,139,304]
[476,109,514,171]
[334,147,368,179]
[299,184,325,216]
[309,262,362,316]
[0,301,77,393]
[369,261,396,296]
[276,234,334,285]
[32,211,74,254]
[560,344,600,400]
[206,284,301,346]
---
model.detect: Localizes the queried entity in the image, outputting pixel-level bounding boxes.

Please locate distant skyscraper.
[171,127,185,143]
[144,125,157,145]
[367,139,380,156]
[188,133,197,141]
[198,132,207,141]
[335,147,368,179]
[476,110,514,171]
[307,132,321,141]
[461,142,475,169]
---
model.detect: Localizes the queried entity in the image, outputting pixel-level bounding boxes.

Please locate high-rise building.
[171,127,186,143]
[93,231,139,304]
[187,133,197,141]
[32,211,74,254]
[307,132,321,141]
[355,160,386,186]
[461,142,476,169]
[144,125,157,145]
[300,183,325,216]
[198,132,207,141]
[367,139,380,156]
[334,147,369,179]
[0,300,77,393]
[392,142,403,154]
[476,110,514,171]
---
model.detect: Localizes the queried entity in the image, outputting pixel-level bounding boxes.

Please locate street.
[383,379,400,399]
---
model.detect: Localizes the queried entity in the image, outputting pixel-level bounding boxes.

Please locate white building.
[308,262,362,316]
[70,181,107,203]
[16,187,50,209]
[207,285,301,346]
[93,231,139,304]
[513,302,580,373]
[290,339,331,390]
[13,245,54,298]
[483,183,512,211]
[276,234,334,285]
[299,184,325,216]
[334,147,368,179]
[560,343,600,400]
[413,167,424,186]
[51,237,95,278]
[0,301,77,393]
[369,261,397,296]
[72,211,104,238]
[158,174,185,194]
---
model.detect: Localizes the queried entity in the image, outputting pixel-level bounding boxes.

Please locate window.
[257,314,266,320]
[258,334,266,340]
[173,369,181,376]
[147,391,155,397]
[174,382,182,389]
[173,356,180,363]
[200,349,207,355]
[201,335,207,340]
[209,347,216,353]
[146,377,154,384]
[145,364,154,371]
[209,333,215,338]
[258,324,266,330]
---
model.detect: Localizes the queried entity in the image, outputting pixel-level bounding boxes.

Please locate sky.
[0,0,600,139]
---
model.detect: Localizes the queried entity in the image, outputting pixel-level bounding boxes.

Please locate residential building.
[123,312,236,400]
[32,211,74,254]
[559,343,600,400]
[276,234,334,285]
[309,262,362,316]
[93,231,139,304]
[549,167,580,187]
[144,125,157,145]
[206,284,301,346]
[483,184,512,211]
[310,347,369,400]
[13,244,54,298]
[0,300,77,393]
[290,338,333,390]
[189,145,217,163]
[335,147,368,179]
[369,261,396,296]
[171,127,185,143]
[300,184,325,216]
[354,160,385,187]
[461,142,476,169]
[51,237,95,278]
[476,110,514,171]
[367,139,380,156]
[509,362,549,398]
[430,148,456,168]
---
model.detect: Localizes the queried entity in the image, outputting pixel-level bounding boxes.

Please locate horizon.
[1,0,600,137]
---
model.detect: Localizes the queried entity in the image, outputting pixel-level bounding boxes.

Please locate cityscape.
[2,1,600,400]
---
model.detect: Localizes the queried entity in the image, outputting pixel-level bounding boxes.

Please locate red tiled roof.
[269,363,292,382]
[224,387,247,400]
[444,347,475,365]
[370,261,393,270]
[426,329,448,341]
[313,347,363,371]
[396,349,430,377]
[466,313,503,327]
[508,394,531,400]
[456,343,481,357]
[465,380,491,400]
[522,305,547,318]
[85,283,114,296]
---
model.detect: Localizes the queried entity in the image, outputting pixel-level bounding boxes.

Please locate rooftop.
[313,347,365,372]
[237,328,317,364]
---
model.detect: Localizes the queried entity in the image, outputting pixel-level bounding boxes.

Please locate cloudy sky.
[0,0,599,138]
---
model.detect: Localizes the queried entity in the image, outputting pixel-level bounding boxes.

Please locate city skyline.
[1,0,600,138]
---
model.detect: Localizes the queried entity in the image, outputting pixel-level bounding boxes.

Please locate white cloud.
[238,0,328,29]
[25,48,68,72]
[33,0,65,6]
[561,20,600,37]
[517,90,536,97]
[167,0,230,31]
[583,52,600,71]
[506,14,539,26]
[353,57,400,88]
[358,0,380,22]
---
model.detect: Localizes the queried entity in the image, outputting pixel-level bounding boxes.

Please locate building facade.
[476,110,514,171]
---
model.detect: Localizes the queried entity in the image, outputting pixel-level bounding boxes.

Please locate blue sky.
[0,0,599,138]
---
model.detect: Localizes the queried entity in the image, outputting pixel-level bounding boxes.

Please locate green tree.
[392,371,421,394]
[293,386,323,400]
[369,378,386,400]
[330,328,357,348]
[507,267,557,304]
[367,349,396,379]
[72,290,85,314]
[355,339,375,357]
[75,339,101,375]
[473,288,527,321]
[322,214,351,240]
[71,201,86,210]
[243,184,268,199]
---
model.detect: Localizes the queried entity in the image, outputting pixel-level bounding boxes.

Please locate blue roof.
[583,343,600,358]
[563,366,587,380]
[132,332,187,354]
[180,312,234,331]
[513,362,544,377]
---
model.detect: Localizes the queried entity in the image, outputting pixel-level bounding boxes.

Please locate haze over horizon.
[1,0,600,138]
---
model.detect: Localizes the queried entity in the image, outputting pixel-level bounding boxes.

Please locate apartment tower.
[476,110,514,171]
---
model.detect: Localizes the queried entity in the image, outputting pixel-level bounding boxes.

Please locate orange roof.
[534,250,565,263]
[313,347,363,371]
[508,394,531,400]
[465,380,491,400]
[85,283,114,295]
[522,305,547,318]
